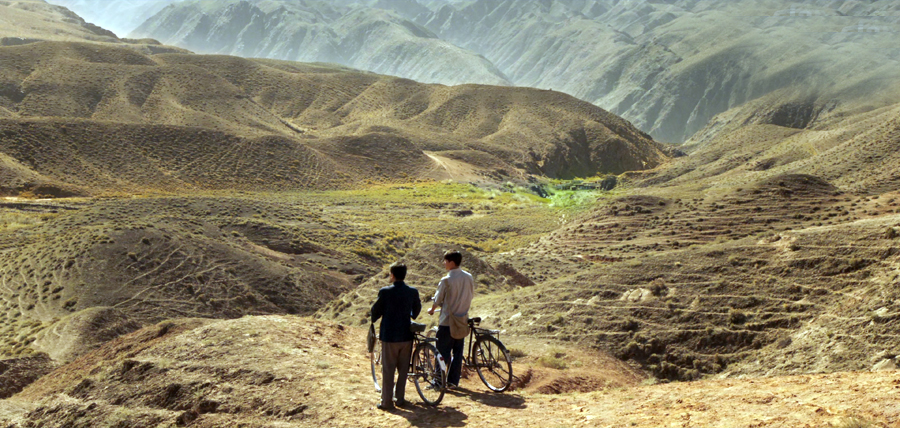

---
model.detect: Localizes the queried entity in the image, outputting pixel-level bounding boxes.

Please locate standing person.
[427,250,474,388]
[371,262,421,411]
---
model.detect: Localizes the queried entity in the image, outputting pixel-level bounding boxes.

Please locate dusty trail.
[365,370,899,428]
[2,317,896,428]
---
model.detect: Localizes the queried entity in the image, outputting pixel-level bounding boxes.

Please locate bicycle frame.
[424,312,513,392]
[463,318,500,367]
[415,331,448,374]
[371,330,447,393]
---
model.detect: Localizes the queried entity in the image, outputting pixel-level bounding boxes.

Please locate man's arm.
[427,278,447,315]
[371,289,384,323]
[411,290,422,319]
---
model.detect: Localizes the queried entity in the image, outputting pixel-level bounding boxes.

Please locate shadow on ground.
[447,386,527,409]
[390,402,469,427]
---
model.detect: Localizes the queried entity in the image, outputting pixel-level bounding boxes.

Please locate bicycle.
[425,316,514,392]
[370,322,448,406]
[460,316,514,392]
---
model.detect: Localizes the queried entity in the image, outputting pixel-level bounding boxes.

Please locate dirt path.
[5,316,898,428]
[422,151,483,182]
[310,320,900,428]
[366,370,899,428]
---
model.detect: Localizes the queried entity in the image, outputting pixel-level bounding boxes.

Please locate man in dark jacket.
[371,262,421,410]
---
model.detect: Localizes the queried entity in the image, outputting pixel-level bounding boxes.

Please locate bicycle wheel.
[371,340,382,392]
[473,336,513,392]
[412,342,446,406]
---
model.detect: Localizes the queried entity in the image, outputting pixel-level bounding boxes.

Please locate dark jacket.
[371,281,421,343]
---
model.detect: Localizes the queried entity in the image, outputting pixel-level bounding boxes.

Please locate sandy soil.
[3,316,896,428]
[355,363,899,428]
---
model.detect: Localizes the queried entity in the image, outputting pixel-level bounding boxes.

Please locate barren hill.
[0,195,366,365]
[0,40,669,195]
[0,0,187,55]
[0,0,118,44]
[664,89,900,195]
[0,43,666,193]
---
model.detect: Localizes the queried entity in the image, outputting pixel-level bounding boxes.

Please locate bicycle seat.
[468,317,482,325]
[410,322,426,333]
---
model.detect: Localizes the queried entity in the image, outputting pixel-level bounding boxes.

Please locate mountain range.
[47,0,900,144]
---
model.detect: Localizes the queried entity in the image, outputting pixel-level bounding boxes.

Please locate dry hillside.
[0,0,118,44]
[0,0,186,55]
[671,89,900,195]
[0,182,565,380]
[0,40,670,196]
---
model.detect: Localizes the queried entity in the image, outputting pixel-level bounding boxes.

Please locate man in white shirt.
[427,250,474,388]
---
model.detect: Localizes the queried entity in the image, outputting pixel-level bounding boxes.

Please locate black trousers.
[436,325,464,386]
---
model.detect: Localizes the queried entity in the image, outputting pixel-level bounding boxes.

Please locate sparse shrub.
[649,278,667,297]
[833,416,879,428]
[620,341,642,359]
[508,348,527,359]
[641,377,659,386]
[537,352,568,370]
[620,318,639,332]
[551,313,565,325]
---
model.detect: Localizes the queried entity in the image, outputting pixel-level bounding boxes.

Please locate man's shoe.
[376,403,395,411]
[394,399,408,408]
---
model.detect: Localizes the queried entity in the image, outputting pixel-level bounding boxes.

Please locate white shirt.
[433,268,475,326]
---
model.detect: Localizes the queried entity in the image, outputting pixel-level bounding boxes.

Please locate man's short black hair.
[443,250,462,267]
[390,262,407,282]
